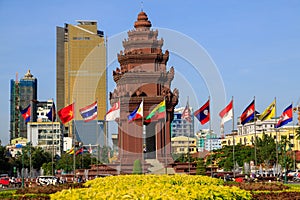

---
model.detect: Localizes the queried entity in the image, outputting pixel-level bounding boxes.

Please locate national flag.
[79,101,97,122]
[20,105,31,123]
[181,100,192,123]
[219,100,233,125]
[75,147,84,156]
[259,100,275,121]
[105,101,120,121]
[66,147,74,155]
[58,103,74,124]
[128,101,143,122]
[240,100,255,125]
[276,104,293,128]
[194,100,210,125]
[145,100,166,123]
[46,102,56,122]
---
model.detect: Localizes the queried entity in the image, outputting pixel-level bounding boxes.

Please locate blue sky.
[0,0,300,145]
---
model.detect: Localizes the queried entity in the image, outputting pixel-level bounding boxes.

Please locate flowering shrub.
[50,174,251,199]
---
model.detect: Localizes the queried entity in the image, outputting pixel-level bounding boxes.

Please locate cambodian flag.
[194,100,210,125]
[79,101,98,122]
[128,101,143,122]
[240,100,255,125]
[276,104,293,128]
[75,147,84,156]
[20,105,31,123]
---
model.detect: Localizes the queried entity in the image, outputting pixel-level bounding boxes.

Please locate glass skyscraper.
[10,70,37,140]
[56,20,106,137]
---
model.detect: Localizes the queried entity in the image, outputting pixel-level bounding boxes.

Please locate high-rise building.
[28,121,63,157]
[10,70,37,140]
[36,99,55,122]
[171,107,194,138]
[56,20,106,136]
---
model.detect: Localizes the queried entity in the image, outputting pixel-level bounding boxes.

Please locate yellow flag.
[259,100,275,121]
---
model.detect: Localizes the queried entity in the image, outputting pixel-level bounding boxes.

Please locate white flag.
[105,101,120,121]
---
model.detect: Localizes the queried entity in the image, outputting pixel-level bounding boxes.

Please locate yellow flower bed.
[50,174,251,200]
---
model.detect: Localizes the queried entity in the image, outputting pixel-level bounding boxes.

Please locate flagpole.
[96,100,99,177]
[208,96,213,177]
[292,102,296,171]
[51,99,54,176]
[292,101,295,171]
[275,97,279,175]
[164,96,167,174]
[232,96,235,178]
[29,101,33,178]
[142,97,144,174]
[254,96,257,168]
[73,101,76,182]
[187,96,190,175]
[118,97,121,174]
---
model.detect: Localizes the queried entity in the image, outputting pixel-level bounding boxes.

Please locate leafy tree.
[0,145,12,175]
[100,146,112,163]
[132,159,142,174]
[32,147,51,170]
[223,158,233,171]
[196,158,206,175]
[172,153,195,163]
[12,145,31,174]
[56,152,97,173]
[56,153,74,173]
[214,145,255,171]
[42,162,53,175]
[255,133,276,167]
[76,153,97,169]
[278,135,293,171]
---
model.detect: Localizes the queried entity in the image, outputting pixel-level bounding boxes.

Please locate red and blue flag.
[20,105,31,123]
[240,100,255,125]
[128,101,143,122]
[75,147,84,156]
[276,104,293,128]
[194,100,210,125]
[79,101,98,122]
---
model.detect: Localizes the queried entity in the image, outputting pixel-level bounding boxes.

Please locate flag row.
[191,98,292,129]
[20,98,293,129]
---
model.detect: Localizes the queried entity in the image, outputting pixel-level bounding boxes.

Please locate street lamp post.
[15,143,25,188]
[284,147,287,184]
[280,136,292,184]
[21,147,24,188]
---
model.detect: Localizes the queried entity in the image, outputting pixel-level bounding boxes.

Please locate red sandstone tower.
[110,11,178,170]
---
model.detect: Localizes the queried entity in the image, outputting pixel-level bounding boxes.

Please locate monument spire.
[110,11,178,173]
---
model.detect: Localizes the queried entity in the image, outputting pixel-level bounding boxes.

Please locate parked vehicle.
[9,177,22,188]
[0,177,10,188]
[36,176,60,186]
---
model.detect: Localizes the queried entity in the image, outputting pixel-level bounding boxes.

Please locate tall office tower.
[56,21,106,136]
[171,109,194,138]
[10,70,37,140]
